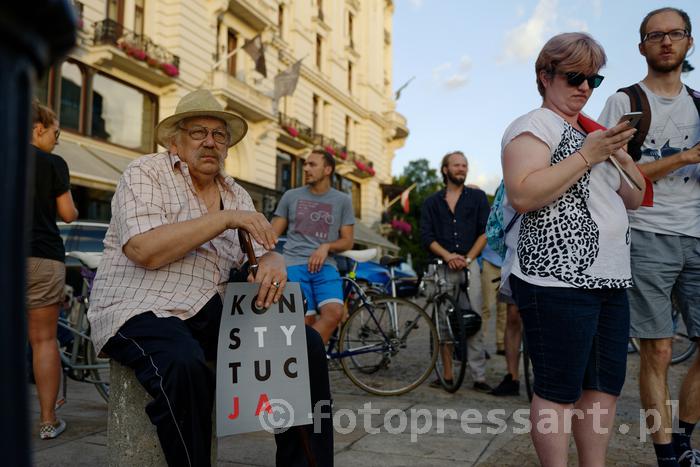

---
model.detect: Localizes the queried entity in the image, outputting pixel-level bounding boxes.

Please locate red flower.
[129,48,147,60]
[390,219,412,234]
[284,126,299,137]
[354,160,367,171]
[161,63,180,77]
[339,151,348,160]
[324,145,336,156]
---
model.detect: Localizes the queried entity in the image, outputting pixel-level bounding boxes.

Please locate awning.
[354,222,399,252]
[52,140,134,191]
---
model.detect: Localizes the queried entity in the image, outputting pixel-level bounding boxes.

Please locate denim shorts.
[511,275,630,404]
[287,264,343,315]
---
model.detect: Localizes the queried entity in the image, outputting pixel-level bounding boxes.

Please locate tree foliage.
[385,159,442,274]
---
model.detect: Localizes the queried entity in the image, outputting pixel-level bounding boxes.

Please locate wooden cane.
[237,229,259,279]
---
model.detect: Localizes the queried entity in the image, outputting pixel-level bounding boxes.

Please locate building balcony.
[228,0,275,31]
[384,110,409,141]
[212,70,273,123]
[278,113,313,150]
[84,19,180,86]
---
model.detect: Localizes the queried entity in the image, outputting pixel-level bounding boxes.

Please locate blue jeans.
[511,275,630,404]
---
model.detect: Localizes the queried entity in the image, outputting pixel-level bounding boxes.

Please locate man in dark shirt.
[420,151,491,392]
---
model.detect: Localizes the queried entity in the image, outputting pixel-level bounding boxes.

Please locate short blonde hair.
[31,99,57,128]
[535,32,607,97]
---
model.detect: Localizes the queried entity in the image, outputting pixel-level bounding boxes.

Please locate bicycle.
[325,249,439,396]
[420,260,470,393]
[58,251,109,402]
[629,295,697,364]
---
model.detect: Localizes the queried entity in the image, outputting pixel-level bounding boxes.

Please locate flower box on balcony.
[284,126,299,138]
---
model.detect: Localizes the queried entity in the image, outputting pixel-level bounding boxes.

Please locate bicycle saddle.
[338,248,377,263]
[66,251,101,270]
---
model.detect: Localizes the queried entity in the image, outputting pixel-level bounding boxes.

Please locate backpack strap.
[617,84,651,161]
[685,85,700,118]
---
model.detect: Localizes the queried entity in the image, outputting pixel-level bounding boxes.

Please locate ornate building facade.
[37,0,407,251]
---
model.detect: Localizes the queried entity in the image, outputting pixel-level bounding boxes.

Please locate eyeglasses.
[643,29,689,43]
[561,71,605,89]
[54,129,60,142]
[178,124,229,144]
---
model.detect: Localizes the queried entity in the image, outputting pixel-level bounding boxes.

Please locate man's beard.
[446,172,466,185]
[647,50,687,73]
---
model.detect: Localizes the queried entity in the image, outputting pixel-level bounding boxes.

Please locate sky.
[391,0,700,194]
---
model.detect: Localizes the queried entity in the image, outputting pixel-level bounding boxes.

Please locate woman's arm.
[503,134,589,213]
[504,122,636,213]
[56,190,78,223]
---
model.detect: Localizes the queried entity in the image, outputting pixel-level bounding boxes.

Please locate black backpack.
[617,83,700,161]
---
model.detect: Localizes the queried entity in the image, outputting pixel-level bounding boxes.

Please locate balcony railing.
[93,19,180,74]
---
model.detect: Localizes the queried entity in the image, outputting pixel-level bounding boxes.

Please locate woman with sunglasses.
[28,100,78,440]
[500,33,646,465]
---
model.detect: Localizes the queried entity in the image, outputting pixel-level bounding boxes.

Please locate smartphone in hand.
[618,111,643,129]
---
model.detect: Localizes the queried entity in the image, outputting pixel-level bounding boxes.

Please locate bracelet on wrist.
[576,150,591,169]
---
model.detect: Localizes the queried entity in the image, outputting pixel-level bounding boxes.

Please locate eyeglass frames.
[177,124,229,144]
[643,29,689,43]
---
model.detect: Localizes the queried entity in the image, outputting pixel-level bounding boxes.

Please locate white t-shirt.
[500,108,632,289]
[598,82,700,237]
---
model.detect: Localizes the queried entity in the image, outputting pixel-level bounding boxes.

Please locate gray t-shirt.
[274,186,355,269]
[598,82,700,238]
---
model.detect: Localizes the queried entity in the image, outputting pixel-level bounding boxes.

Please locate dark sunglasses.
[562,71,605,89]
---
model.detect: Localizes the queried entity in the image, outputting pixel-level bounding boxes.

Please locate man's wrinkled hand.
[228,210,277,250]
[248,252,287,308]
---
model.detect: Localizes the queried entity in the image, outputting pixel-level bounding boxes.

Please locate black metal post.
[0,2,76,465]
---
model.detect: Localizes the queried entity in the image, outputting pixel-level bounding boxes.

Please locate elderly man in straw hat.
[88,90,333,467]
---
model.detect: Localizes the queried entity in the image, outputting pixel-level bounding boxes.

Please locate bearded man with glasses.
[88,89,333,467]
[599,7,700,467]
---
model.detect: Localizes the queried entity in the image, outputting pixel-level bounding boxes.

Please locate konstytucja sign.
[216,282,311,436]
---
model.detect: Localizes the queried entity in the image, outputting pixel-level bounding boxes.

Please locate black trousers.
[104,294,333,467]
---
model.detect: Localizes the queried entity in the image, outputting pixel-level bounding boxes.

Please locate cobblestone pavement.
[29,323,697,466]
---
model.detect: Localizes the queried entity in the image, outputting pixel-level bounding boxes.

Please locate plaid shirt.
[88,151,265,355]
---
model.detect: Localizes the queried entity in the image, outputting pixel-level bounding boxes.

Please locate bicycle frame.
[327,275,397,360]
[327,257,407,360]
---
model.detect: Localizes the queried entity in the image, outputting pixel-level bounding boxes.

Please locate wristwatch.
[465,257,473,265]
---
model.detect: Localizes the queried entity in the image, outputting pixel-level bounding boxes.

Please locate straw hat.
[155,89,248,148]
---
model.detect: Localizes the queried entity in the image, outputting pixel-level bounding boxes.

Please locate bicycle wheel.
[522,336,534,402]
[430,294,467,393]
[670,318,697,364]
[339,297,438,396]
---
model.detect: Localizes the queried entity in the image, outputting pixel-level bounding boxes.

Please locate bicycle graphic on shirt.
[309,210,334,224]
